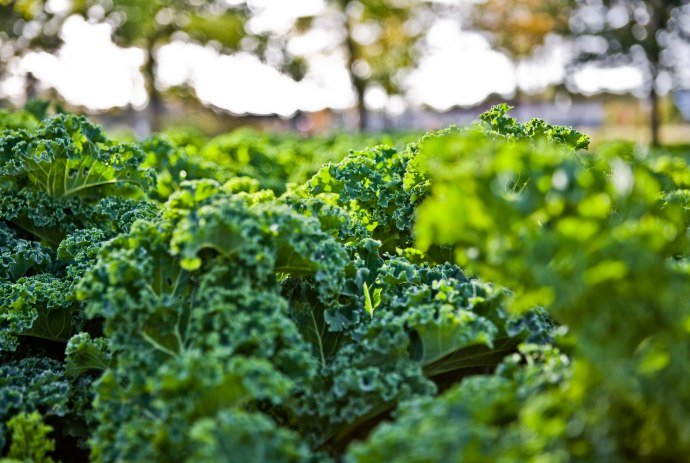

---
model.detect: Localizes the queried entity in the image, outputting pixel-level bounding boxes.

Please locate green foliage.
[143,128,418,200]
[0,114,154,460]
[188,411,313,463]
[141,134,213,200]
[0,357,70,430]
[0,114,154,199]
[5,105,689,462]
[0,355,96,458]
[2,411,57,463]
[303,145,416,251]
[64,333,110,379]
[197,129,418,195]
[477,103,590,150]
[0,114,156,245]
[413,106,690,460]
[346,344,571,463]
[76,181,334,461]
[292,255,547,449]
[74,122,542,460]
[0,110,40,132]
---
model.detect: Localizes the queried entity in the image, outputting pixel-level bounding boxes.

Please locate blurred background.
[0,0,688,145]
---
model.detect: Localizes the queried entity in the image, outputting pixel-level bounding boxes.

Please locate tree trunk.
[25,72,38,101]
[647,0,663,147]
[650,82,660,147]
[340,0,368,132]
[355,80,367,131]
[144,39,162,133]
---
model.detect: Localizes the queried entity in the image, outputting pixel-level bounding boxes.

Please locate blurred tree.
[567,0,690,146]
[0,0,73,101]
[73,0,249,131]
[474,0,690,146]
[280,0,433,130]
[472,0,573,57]
[471,0,575,105]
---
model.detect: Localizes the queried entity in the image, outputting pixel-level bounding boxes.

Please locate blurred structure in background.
[0,0,688,144]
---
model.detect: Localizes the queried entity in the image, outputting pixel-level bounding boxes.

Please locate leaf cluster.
[413,105,690,460]
[7,105,673,462]
[0,114,154,461]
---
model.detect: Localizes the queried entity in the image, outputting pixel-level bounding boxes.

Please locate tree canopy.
[472,0,690,146]
[0,0,72,97]
[277,0,435,130]
[71,0,250,129]
[472,0,573,58]
[567,0,690,146]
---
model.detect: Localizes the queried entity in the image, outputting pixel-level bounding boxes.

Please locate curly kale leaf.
[0,188,90,246]
[303,145,415,252]
[2,411,57,463]
[0,115,155,248]
[0,116,157,352]
[0,223,53,280]
[0,353,96,458]
[79,184,332,373]
[284,181,551,451]
[0,357,70,423]
[282,237,384,360]
[477,103,590,150]
[400,106,589,242]
[0,274,73,350]
[0,185,157,249]
[281,195,369,247]
[89,197,158,236]
[297,320,436,450]
[0,228,108,351]
[411,119,690,459]
[0,114,154,198]
[166,181,347,303]
[293,255,552,450]
[79,182,346,462]
[141,134,220,201]
[64,333,111,379]
[88,353,304,463]
[346,345,571,463]
[189,410,315,463]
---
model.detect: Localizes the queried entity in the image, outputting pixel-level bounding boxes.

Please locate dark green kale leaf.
[0,222,53,281]
[0,115,155,245]
[0,114,154,199]
[294,256,551,451]
[78,180,355,462]
[346,345,571,463]
[188,410,315,463]
[302,145,416,252]
[0,113,157,459]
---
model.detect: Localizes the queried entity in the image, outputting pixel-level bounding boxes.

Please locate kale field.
[2,103,690,462]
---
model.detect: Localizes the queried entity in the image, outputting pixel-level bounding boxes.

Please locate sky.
[1,0,651,117]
